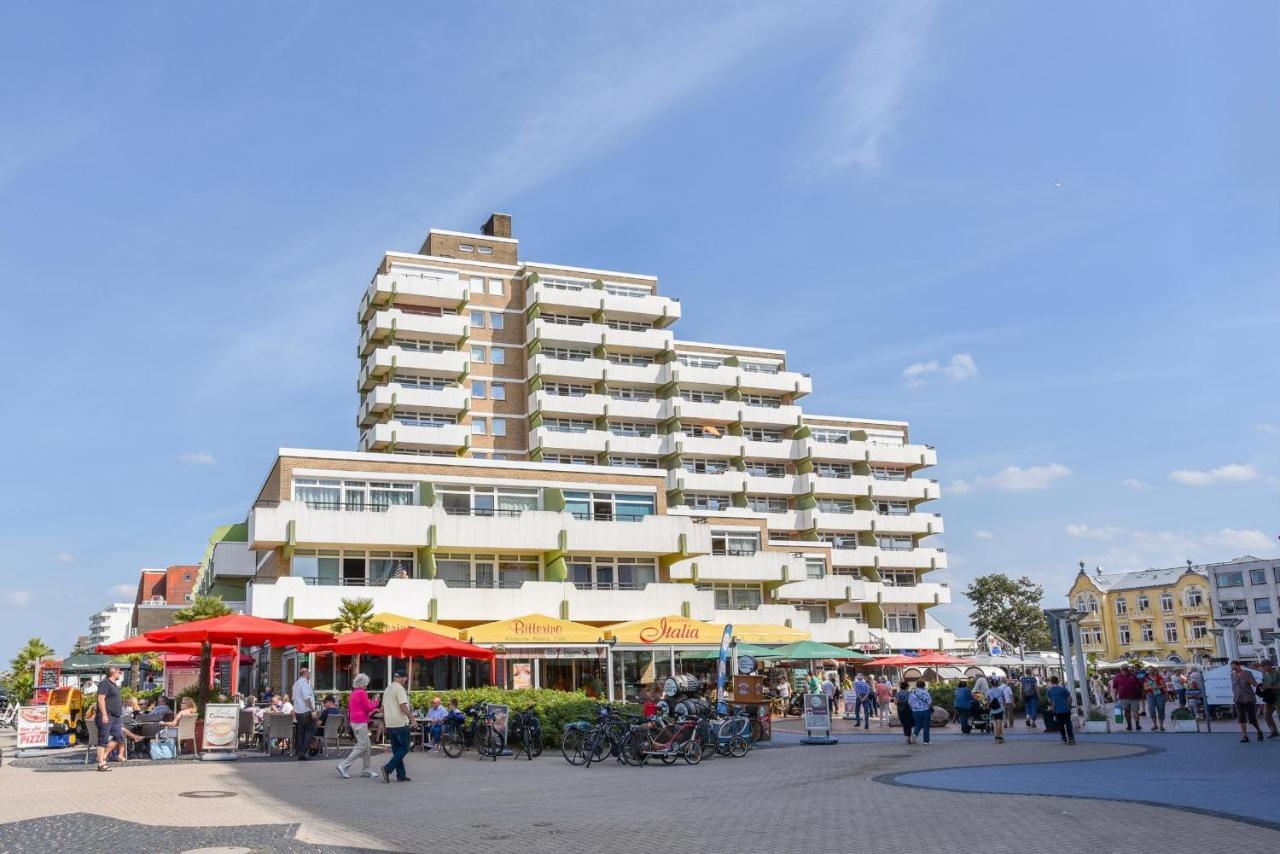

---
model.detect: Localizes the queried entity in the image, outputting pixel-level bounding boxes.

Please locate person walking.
[1019,671,1040,729]
[337,673,379,779]
[1110,665,1144,732]
[1143,669,1168,732]
[875,676,893,727]
[94,665,124,772]
[987,676,1013,743]
[1046,675,1076,745]
[821,674,838,716]
[953,680,973,734]
[1230,660,1266,743]
[380,668,413,782]
[908,680,933,745]
[1258,661,1279,739]
[851,673,872,730]
[291,667,316,760]
[895,680,914,744]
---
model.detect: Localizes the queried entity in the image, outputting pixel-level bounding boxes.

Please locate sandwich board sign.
[200,703,240,761]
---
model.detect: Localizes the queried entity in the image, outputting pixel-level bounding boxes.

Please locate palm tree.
[330,597,386,678]
[5,638,53,702]
[174,595,233,709]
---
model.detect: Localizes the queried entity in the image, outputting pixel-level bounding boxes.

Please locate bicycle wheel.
[526,728,543,759]
[681,739,703,765]
[441,732,463,759]
[478,726,503,760]
[622,730,650,767]
[561,729,587,765]
[728,736,748,758]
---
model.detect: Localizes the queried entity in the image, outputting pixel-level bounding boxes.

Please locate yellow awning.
[732,623,810,644]
[605,615,727,645]
[313,613,460,639]
[463,614,602,645]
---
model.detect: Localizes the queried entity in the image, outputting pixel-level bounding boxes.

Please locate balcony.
[742,438,806,461]
[674,397,742,422]
[563,512,709,556]
[602,325,673,352]
[742,474,803,496]
[762,510,805,531]
[362,308,468,350]
[527,283,605,313]
[365,268,468,313]
[667,470,745,494]
[604,433,674,457]
[807,509,875,531]
[829,547,875,568]
[877,582,951,606]
[359,384,468,425]
[775,576,871,601]
[865,443,938,469]
[603,397,675,421]
[530,354,606,384]
[808,618,875,645]
[804,439,869,463]
[674,434,745,458]
[738,369,812,398]
[739,403,802,429]
[803,474,870,498]
[872,547,948,570]
[363,420,469,452]
[600,361,671,386]
[530,426,609,455]
[871,512,943,536]
[872,627,951,651]
[673,364,740,389]
[668,551,791,583]
[529,390,608,419]
[530,318,602,348]
[362,346,469,383]
[868,478,939,501]
[528,282,680,326]
[250,501,431,549]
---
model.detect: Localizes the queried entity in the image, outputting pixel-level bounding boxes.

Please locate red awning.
[322,626,494,661]
[145,614,334,647]
[97,638,240,658]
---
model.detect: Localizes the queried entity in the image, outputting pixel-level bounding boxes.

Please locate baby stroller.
[967,698,992,734]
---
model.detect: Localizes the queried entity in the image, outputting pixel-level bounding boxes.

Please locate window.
[1185,587,1204,608]
[711,530,760,556]
[490,382,505,401]
[696,583,763,611]
[607,352,653,366]
[543,453,594,465]
[1136,594,1149,612]
[683,457,730,474]
[1160,592,1174,612]
[1217,571,1244,588]
[541,312,591,326]
[437,485,539,516]
[740,361,780,374]
[477,246,493,256]
[470,310,485,328]
[488,278,503,295]
[1255,598,1273,614]
[471,380,487,398]
[1119,625,1131,645]
[684,492,733,511]
[491,348,505,366]
[1238,630,1254,645]
[544,418,593,434]
[1115,597,1128,615]
[882,571,917,587]
[544,382,591,397]
[884,606,919,633]
[805,558,826,579]
[744,461,786,478]
[810,427,851,444]
[1248,568,1266,584]
[294,478,416,510]
[469,276,484,294]
[743,427,783,443]
[609,456,660,469]
[544,346,592,362]
[459,244,475,253]
[817,498,854,513]
[877,535,914,551]
[684,423,727,438]
[605,318,651,332]
[817,531,860,549]
[435,552,537,589]
[393,410,457,427]
[1191,621,1208,640]
[472,417,487,435]
[608,421,656,437]
[292,549,413,586]
[393,373,454,391]
[491,418,506,437]
[1075,595,1090,614]
[607,386,654,401]
[490,312,504,331]
[875,500,910,516]
[563,491,655,521]
[741,393,782,409]
[870,466,908,481]
[1140,624,1154,643]
[392,337,455,353]
[603,282,650,298]
[569,556,656,590]
[1160,621,1176,642]
[1275,566,1280,584]
[683,389,724,404]
[816,463,853,479]
[1219,599,1248,616]
[471,345,487,363]
[747,495,789,513]
[1082,627,1103,646]
[677,353,724,369]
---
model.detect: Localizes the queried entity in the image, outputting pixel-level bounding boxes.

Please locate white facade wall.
[88,603,135,646]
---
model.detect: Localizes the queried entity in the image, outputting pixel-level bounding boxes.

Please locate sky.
[1,1,1277,659]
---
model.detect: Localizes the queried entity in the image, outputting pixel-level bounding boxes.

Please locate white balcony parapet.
[367,269,468,310]
[674,397,742,423]
[365,421,469,452]
[359,384,468,425]
[604,433,675,457]
[668,470,746,494]
[739,403,802,429]
[808,617,875,645]
[741,438,807,461]
[774,576,870,602]
[674,434,745,458]
[363,309,468,349]
[868,478,940,501]
[804,440,869,463]
[530,354,607,384]
[529,391,609,418]
[600,362,672,386]
[742,474,803,496]
[865,443,938,468]
[363,346,469,380]
[531,427,609,454]
[668,551,792,583]
[603,398,676,421]
[876,582,951,606]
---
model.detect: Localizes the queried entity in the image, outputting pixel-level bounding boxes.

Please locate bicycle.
[509,706,542,760]
[440,704,503,760]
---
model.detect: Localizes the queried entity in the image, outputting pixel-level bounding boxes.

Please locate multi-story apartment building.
[227,213,949,697]
[1068,564,1214,664]
[88,603,135,647]
[1204,555,1280,663]
[130,564,200,634]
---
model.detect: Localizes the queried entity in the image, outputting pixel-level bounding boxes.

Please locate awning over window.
[463,614,602,645]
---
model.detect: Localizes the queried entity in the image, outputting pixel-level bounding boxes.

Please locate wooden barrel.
[663,674,701,697]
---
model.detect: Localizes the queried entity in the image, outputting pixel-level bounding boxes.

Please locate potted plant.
[1082,706,1110,733]
[1170,707,1198,733]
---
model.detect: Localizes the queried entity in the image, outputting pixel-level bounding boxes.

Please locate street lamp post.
[1215,617,1243,661]
[1066,611,1092,721]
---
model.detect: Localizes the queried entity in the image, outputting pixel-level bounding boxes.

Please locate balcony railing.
[569,511,646,522]
[299,577,396,587]
[442,506,527,518]
[711,547,760,557]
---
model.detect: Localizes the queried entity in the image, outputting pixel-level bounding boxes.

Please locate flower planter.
[1081,720,1110,734]
[1171,718,1198,733]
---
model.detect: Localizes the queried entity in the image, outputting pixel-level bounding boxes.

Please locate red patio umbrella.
[145,614,334,697]
[97,638,240,658]
[321,626,494,686]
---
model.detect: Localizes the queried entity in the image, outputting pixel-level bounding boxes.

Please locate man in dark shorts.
[1231,660,1265,743]
[95,665,125,771]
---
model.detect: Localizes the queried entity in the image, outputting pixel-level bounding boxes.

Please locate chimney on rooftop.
[481,213,512,239]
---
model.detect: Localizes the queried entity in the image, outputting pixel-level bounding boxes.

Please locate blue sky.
[1,2,1277,658]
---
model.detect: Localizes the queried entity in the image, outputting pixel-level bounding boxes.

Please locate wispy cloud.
[947,480,973,496]
[110,584,135,597]
[799,0,937,172]
[2,591,32,607]
[961,463,1072,492]
[179,450,217,465]
[54,552,75,564]
[974,530,995,540]
[1168,463,1259,486]
[1120,479,1150,491]
[1066,524,1278,570]
[1257,424,1280,435]
[903,352,977,386]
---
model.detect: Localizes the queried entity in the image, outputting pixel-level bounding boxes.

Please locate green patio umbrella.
[678,643,779,660]
[756,641,875,660]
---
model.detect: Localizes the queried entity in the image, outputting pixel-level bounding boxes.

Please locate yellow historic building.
[1067,564,1214,664]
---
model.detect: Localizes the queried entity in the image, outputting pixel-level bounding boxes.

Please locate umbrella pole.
[230,636,241,698]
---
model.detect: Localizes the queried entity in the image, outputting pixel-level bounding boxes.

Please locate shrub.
[1170,707,1195,721]
[926,681,956,711]
[176,685,228,715]
[1087,706,1107,721]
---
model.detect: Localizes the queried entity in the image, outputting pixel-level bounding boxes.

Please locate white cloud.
[1168,463,1259,486]
[2,591,32,606]
[54,552,75,564]
[977,463,1071,491]
[800,0,936,172]
[110,584,135,597]
[1066,525,1279,572]
[947,479,973,495]
[1208,528,1275,552]
[1065,524,1127,540]
[1257,424,1280,435]
[1120,478,1150,491]
[178,450,217,465]
[903,353,978,386]
[974,530,994,540]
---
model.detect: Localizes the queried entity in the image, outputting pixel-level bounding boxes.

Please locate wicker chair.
[83,717,98,765]
[321,713,350,756]
[175,715,198,759]
[263,712,294,756]
[238,710,257,750]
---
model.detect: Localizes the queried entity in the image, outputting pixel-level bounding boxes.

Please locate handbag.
[149,738,176,760]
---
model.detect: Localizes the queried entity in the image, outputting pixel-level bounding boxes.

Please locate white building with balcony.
[88,602,135,647]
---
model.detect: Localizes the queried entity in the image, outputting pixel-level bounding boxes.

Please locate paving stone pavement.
[3,728,1279,853]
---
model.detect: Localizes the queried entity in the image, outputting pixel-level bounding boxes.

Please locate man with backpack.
[1019,671,1040,728]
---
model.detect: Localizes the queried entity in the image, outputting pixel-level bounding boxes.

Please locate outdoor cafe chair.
[83,717,98,765]
[175,715,198,759]
[263,712,293,756]
[321,713,350,756]
[237,710,257,750]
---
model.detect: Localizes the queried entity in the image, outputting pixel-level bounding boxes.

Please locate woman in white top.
[987,677,1014,743]
[279,695,295,716]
